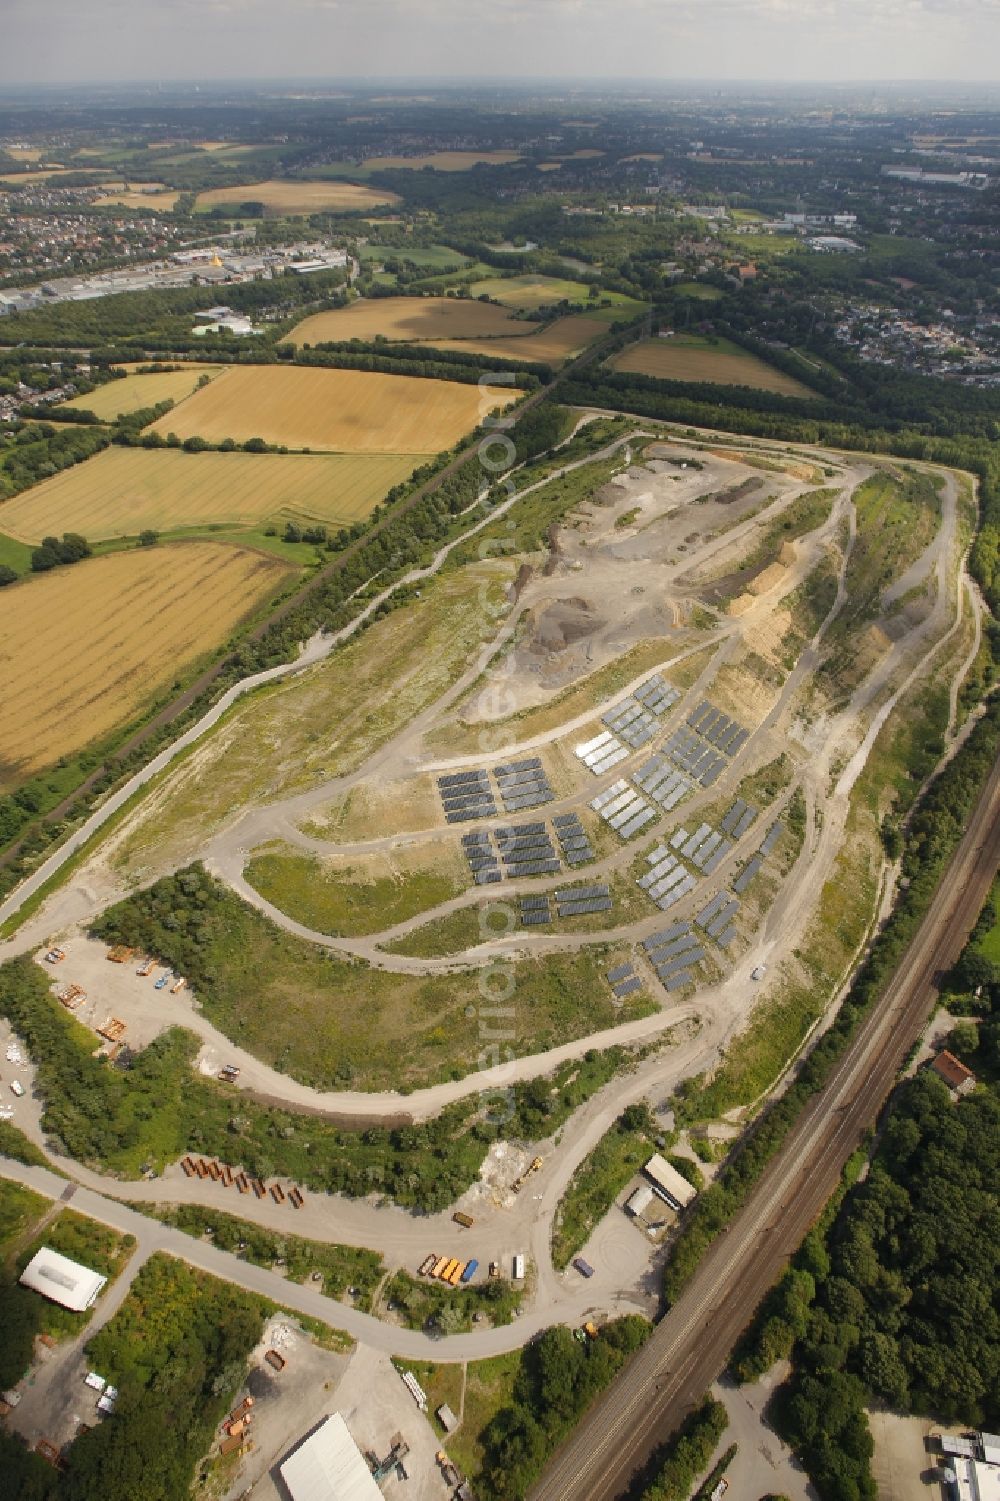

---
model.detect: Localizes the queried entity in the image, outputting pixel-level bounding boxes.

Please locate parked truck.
[459,1259,479,1284]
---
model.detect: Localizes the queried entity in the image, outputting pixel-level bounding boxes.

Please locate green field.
[245,846,468,937]
[61,366,223,420]
[469,273,643,313]
[359,243,470,268]
[93,865,653,1091]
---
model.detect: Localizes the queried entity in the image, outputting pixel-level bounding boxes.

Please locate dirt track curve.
[529,745,1000,1501]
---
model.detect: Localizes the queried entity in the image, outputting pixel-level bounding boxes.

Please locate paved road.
[528,745,1000,1501]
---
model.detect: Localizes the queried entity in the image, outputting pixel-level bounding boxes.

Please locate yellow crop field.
[194,179,399,214]
[361,151,522,171]
[147,365,514,453]
[425,315,607,367]
[95,188,180,211]
[288,295,525,346]
[60,367,222,420]
[610,337,816,398]
[0,544,291,789]
[0,168,74,186]
[0,447,420,543]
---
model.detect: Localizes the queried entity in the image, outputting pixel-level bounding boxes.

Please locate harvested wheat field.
[94,188,181,211]
[0,543,291,788]
[361,151,522,171]
[0,447,420,543]
[425,314,607,367]
[610,336,816,398]
[60,367,222,420]
[288,295,525,346]
[147,365,514,452]
[194,179,399,214]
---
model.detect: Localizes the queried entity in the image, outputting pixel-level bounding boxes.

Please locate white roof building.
[974,1463,1000,1501]
[19,1247,107,1311]
[643,1153,697,1211]
[279,1413,382,1501]
[625,1184,655,1218]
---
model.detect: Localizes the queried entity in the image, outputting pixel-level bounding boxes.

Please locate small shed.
[625,1184,655,1218]
[437,1403,458,1433]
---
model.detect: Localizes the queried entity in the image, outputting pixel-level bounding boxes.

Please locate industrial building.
[642,1153,697,1211]
[19,1247,107,1312]
[279,1413,382,1501]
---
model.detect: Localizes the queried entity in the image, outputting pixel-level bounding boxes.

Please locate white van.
[9,1080,25,1097]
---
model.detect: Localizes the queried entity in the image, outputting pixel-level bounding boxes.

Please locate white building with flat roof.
[279,1413,382,1501]
[19,1247,107,1311]
[643,1153,697,1211]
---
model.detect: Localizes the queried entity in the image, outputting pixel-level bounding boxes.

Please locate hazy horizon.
[2,0,1000,90]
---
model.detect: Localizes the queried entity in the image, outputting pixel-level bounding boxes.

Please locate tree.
[0,565,17,587]
[138,530,159,548]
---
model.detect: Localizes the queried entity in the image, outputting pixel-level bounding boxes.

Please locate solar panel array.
[687,700,750,756]
[494,756,554,812]
[677,821,733,874]
[601,678,680,753]
[462,830,502,885]
[607,960,644,1001]
[721,798,759,840]
[633,752,694,811]
[591,778,657,840]
[575,729,629,777]
[659,725,728,788]
[520,893,552,927]
[495,821,561,878]
[637,843,696,911]
[555,883,613,919]
[641,921,705,989]
[438,769,496,823]
[552,812,595,867]
[695,891,740,947]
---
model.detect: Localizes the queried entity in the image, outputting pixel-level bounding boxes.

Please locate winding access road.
[529,743,1000,1501]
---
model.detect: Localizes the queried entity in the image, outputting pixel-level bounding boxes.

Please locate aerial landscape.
[1,10,1000,1501]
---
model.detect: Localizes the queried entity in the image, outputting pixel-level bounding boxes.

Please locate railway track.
[529,750,1000,1501]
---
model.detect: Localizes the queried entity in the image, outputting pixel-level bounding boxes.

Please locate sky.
[2,0,1000,87]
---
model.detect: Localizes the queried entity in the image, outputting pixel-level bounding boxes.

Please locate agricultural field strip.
[145,365,515,453]
[59,367,223,420]
[610,338,815,398]
[0,544,291,790]
[0,447,422,544]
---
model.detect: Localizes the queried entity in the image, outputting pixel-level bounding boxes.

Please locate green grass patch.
[146,1202,383,1311]
[727,487,837,580]
[384,905,485,959]
[0,1178,48,1259]
[0,1119,51,1166]
[0,529,34,578]
[673,282,724,301]
[244,846,466,937]
[394,1358,466,1436]
[551,1105,657,1269]
[92,865,644,1091]
[384,1267,523,1333]
[447,1351,522,1480]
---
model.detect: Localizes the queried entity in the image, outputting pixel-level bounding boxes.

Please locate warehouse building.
[279,1413,382,1501]
[19,1247,107,1312]
[643,1153,697,1212]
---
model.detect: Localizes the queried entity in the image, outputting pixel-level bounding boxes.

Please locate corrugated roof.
[279,1413,382,1501]
[19,1247,107,1312]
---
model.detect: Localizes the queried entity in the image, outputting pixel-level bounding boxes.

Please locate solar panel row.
[643,921,689,952]
[696,891,729,927]
[687,700,749,756]
[495,757,542,776]
[732,855,764,894]
[439,769,490,790]
[557,896,614,918]
[521,909,552,927]
[508,858,562,878]
[607,963,635,984]
[521,894,550,911]
[612,976,643,999]
[760,821,784,856]
[446,804,497,824]
[634,753,694,809]
[664,969,693,992]
[706,898,740,938]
